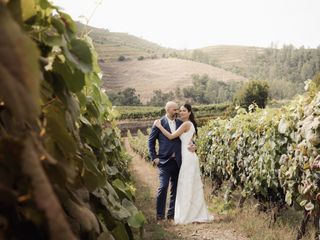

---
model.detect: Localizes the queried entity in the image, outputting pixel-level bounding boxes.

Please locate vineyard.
[116,103,231,137]
[126,81,320,239]
[127,130,151,161]
[115,103,230,120]
[0,1,144,240]
[196,86,320,238]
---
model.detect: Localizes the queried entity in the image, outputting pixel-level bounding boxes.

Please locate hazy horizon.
[52,0,320,50]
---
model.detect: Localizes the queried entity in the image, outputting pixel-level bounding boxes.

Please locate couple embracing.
[148,101,213,224]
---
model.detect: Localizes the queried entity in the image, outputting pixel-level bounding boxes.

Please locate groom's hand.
[188,143,197,153]
[153,158,160,166]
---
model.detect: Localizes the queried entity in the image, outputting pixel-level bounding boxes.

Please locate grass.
[203,183,316,240]
[131,170,182,240]
[230,205,315,240]
[126,138,181,240]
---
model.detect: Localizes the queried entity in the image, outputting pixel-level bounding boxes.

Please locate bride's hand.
[153,119,161,128]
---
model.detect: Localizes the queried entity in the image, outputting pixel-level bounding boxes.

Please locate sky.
[52,0,320,49]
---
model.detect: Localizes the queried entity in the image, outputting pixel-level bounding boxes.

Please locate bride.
[154,103,213,224]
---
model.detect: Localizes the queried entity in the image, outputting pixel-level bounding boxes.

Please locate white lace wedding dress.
[174,121,213,224]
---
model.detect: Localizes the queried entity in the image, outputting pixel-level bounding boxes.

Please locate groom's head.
[165,101,179,119]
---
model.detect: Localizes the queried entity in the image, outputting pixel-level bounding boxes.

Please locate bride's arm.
[154,121,190,140]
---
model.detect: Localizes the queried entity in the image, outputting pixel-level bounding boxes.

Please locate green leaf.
[21,0,37,21]
[111,222,129,240]
[52,59,85,93]
[122,199,146,228]
[82,171,105,191]
[44,102,77,158]
[80,124,101,148]
[80,116,92,126]
[127,212,146,228]
[59,11,77,33]
[86,100,100,119]
[42,30,63,47]
[38,0,51,9]
[97,231,115,240]
[300,200,307,207]
[51,17,66,34]
[82,149,99,174]
[93,186,131,220]
[77,92,87,107]
[113,179,133,200]
[284,189,292,205]
[278,118,289,134]
[305,202,314,211]
[106,165,119,176]
[302,184,312,195]
[64,39,93,73]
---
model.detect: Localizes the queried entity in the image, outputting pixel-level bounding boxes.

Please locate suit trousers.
[156,158,179,219]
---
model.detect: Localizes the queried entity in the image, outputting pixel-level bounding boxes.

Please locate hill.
[77,22,174,61]
[101,58,248,103]
[74,23,249,103]
[177,45,265,77]
[200,45,265,69]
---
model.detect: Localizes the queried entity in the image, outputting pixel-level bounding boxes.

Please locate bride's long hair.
[183,103,198,137]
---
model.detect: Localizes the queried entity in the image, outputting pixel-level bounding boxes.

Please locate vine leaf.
[64,39,93,73]
[52,59,85,93]
[21,0,37,21]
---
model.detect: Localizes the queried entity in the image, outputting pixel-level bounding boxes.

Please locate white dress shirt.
[166,115,176,133]
[166,115,176,158]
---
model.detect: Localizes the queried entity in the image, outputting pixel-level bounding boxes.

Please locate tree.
[234,80,269,109]
[182,74,242,104]
[174,87,182,99]
[147,90,175,106]
[108,88,142,106]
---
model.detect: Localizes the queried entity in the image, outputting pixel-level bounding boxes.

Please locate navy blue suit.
[148,116,182,219]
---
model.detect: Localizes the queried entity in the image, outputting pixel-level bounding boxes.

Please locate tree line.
[169,45,320,99]
[107,74,271,110]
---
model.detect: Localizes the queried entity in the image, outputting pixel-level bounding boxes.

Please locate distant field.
[101,58,248,103]
[115,103,231,136]
[114,103,230,120]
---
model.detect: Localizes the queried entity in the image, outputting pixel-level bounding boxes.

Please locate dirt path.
[124,139,248,240]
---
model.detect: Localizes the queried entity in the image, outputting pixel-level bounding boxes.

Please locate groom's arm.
[148,124,159,163]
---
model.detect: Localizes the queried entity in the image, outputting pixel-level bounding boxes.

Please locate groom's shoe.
[156,219,164,225]
[156,216,164,225]
[167,215,174,220]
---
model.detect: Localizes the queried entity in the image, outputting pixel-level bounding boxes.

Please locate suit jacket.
[148,116,182,168]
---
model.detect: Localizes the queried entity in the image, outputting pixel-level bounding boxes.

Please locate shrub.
[234,80,269,109]
[118,55,125,61]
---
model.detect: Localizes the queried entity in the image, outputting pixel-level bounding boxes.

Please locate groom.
[148,101,194,222]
